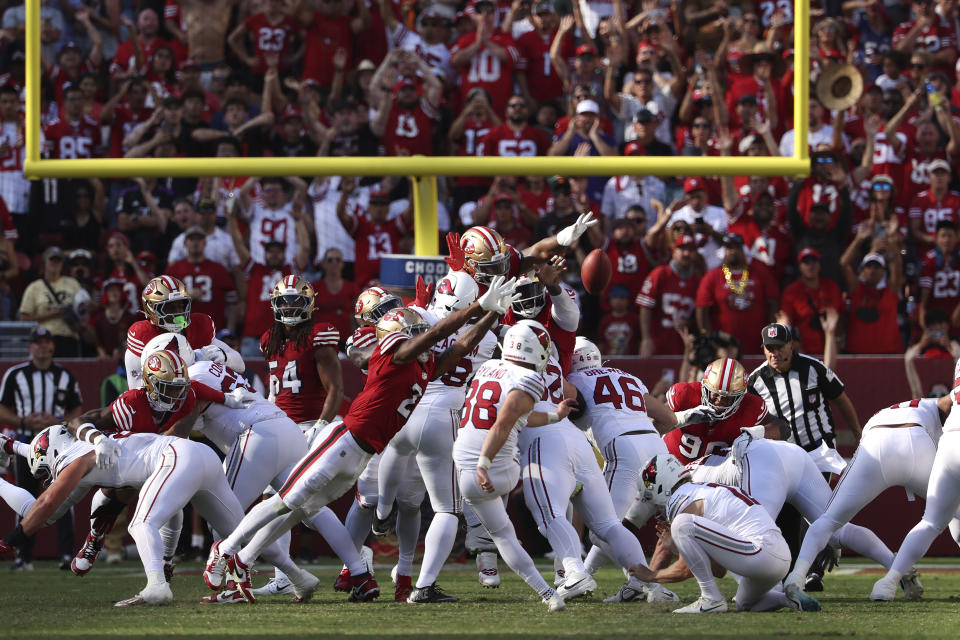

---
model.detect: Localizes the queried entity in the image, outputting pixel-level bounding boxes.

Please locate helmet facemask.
[153,297,191,332]
[512,279,546,318]
[147,376,189,412]
[700,385,746,421]
[272,293,312,325]
[469,253,510,285]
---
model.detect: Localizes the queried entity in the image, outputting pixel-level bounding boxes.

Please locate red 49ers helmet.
[271,275,316,325]
[142,275,191,332]
[460,226,510,285]
[701,357,748,421]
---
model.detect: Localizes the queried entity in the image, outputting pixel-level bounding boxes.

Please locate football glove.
[195,344,227,364]
[444,232,465,271]
[224,387,258,409]
[303,419,329,449]
[92,433,121,470]
[477,275,519,315]
[674,404,717,428]
[556,212,599,247]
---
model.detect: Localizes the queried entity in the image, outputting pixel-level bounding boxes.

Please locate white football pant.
[585,433,666,573]
[883,430,960,582]
[377,406,461,587]
[128,439,299,580]
[458,460,556,600]
[522,430,648,576]
[672,512,792,611]
[345,452,381,548]
[222,416,364,574]
[218,423,373,576]
[785,426,943,587]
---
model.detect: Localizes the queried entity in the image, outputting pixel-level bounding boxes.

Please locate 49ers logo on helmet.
[146,354,163,372]
[436,278,454,295]
[354,298,365,314]
[462,239,477,255]
[382,308,403,323]
[143,281,157,296]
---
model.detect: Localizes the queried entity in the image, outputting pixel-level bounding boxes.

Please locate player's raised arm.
[394,276,518,365]
[520,212,599,269]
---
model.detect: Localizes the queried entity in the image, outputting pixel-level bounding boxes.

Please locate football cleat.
[900,569,923,601]
[477,552,500,588]
[251,575,294,596]
[556,571,597,601]
[553,568,565,587]
[71,533,104,576]
[603,577,648,603]
[115,582,173,607]
[227,554,256,603]
[647,583,680,603]
[545,593,566,612]
[673,596,728,614]
[203,540,227,591]
[10,559,34,571]
[805,572,824,592]
[348,574,380,602]
[334,567,352,592]
[394,574,412,602]
[200,589,247,605]
[870,576,898,602]
[163,560,175,583]
[371,505,396,537]
[785,583,821,612]
[290,569,320,603]
[407,583,459,603]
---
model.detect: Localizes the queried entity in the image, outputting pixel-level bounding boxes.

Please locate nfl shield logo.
[767,327,777,338]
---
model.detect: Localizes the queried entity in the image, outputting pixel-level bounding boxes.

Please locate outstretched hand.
[414,275,435,308]
[444,232,465,271]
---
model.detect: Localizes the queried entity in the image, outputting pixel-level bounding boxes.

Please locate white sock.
[221,495,288,556]
[416,512,458,588]
[543,517,584,574]
[191,534,204,548]
[146,570,166,588]
[671,513,724,602]
[344,499,376,549]
[304,507,367,575]
[395,505,420,577]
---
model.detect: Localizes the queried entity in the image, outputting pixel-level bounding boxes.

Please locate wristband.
[77,423,97,443]
[477,456,492,470]
[2,524,28,548]
[546,412,560,424]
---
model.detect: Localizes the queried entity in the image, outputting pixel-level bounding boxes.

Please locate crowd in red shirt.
[0,0,958,359]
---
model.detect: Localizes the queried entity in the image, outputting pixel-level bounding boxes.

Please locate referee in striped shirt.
[747,322,862,591]
[0,327,83,570]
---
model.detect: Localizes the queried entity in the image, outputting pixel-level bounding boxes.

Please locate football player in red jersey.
[663,357,787,464]
[205,276,520,603]
[261,276,343,428]
[501,259,579,373]
[445,213,598,289]
[125,275,243,389]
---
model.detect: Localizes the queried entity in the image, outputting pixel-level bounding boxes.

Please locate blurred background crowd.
[0,0,959,366]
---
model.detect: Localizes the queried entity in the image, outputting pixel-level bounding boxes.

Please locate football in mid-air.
[581,249,612,295]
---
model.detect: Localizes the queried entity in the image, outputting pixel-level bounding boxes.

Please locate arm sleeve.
[820,362,846,400]
[549,286,580,331]
[193,382,227,404]
[212,337,245,374]
[125,349,143,390]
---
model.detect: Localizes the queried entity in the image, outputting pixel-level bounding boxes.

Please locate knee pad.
[671,512,696,538]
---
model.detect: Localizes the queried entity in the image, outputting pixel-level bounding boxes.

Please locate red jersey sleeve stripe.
[111,398,133,432]
[378,332,408,353]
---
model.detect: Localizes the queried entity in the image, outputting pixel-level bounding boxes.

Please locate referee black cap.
[761,323,790,347]
[30,326,54,343]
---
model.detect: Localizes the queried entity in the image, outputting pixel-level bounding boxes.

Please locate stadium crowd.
[0,0,959,361]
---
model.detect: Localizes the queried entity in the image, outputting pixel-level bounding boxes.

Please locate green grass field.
[4,560,960,638]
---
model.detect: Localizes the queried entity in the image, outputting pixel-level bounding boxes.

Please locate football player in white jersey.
[686,433,902,610]
[565,337,679,597]
[139,334,368,604]
[780,395,952,603]
[857,392,960,601]
[0,426,315,607]
[518,345,679,604]
[630,454,799,613]
[374,270,499,603]
[453,320,574,612]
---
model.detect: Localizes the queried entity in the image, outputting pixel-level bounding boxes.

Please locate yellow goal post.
[24,0,809,257]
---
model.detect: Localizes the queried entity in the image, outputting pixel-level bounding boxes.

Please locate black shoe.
[59,555,72,570]
[371,505,396,537]
[805,573,824,592]
[407,583,459,603]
